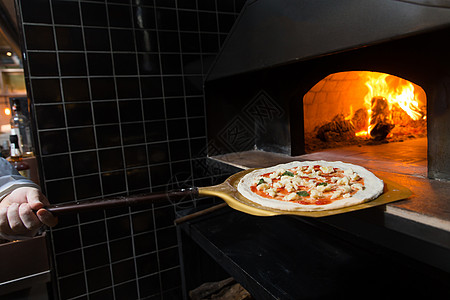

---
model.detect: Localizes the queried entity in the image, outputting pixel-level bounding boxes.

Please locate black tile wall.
[16,0,246,299]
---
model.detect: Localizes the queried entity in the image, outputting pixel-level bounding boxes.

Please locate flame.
[352,72,425,138]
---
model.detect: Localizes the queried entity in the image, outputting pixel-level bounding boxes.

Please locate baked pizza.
[237,161,384,211]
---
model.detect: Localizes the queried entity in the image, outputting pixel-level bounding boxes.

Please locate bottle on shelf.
[9,134,30,178]
[10,98,33,157]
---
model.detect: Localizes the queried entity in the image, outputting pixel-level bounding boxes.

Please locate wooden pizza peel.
[44,168,412,218]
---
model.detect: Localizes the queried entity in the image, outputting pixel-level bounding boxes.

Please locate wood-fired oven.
[176,1,450,297]
[204,0,450,180]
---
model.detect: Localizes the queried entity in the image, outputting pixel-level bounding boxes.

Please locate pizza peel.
[43,168,412,218]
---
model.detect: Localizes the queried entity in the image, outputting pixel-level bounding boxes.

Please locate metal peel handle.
[43,187,199,216]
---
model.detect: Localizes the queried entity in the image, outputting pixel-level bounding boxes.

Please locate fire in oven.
[304,71,427,152]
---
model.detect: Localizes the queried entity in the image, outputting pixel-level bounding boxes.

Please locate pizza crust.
[237,161,384,211]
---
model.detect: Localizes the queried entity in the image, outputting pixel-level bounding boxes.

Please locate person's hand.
[0,187,58,239]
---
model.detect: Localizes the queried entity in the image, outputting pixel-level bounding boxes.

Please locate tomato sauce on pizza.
[248,164,366,206]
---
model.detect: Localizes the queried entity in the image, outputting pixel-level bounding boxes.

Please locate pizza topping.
[249,164,366,205]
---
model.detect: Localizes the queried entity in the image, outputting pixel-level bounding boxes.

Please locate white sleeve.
[0,158,40,200]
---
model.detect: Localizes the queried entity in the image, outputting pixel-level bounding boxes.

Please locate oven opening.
[303,71,427,153]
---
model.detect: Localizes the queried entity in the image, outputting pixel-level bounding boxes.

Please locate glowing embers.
[303,71,427,152]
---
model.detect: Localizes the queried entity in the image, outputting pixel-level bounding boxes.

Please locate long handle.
[43,188,199,216]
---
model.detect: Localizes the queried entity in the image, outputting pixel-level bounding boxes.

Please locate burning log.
[351,108,368,132]
[369,96,394,140]
[316,114,355,142]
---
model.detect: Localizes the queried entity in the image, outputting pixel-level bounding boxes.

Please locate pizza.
[237,161,384,211]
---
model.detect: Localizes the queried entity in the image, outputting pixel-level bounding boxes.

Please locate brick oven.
[176,1,450,298]
[204,0,450,180]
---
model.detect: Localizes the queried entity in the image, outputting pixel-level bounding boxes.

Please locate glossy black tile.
[189,137,207,159]
[140,77,163,98]
[99,148,124,172]
[44,178,75,204]
[179,32,201,53]
[116,77,140,99]
[39,129,69,155]
[68,127,96,151]
[158,247,179,270]
[71,151,99,176]
[28,52,58,76]
[145,120,167,142]
[110,29,135,51]
[52,226,82,253]
[119,99,143,122]
[121,123,145,145]
[52,0,81,25]
[113,275,138,299]
[62,78,90,102]
[156,8,178,30]
[143,98,165,120]
[178,10,199,31]
[59,53,87,76]
[169,139,190,161]
[163,76,184,97]
[124,145,148,167]
[158,31,180,52]
[160,54,182,74]
[101,170,126,194]
[138,273,161,298]
[81,220,107,247]
[75,174,102,199]
[55,26,84,50]
[165,97,186,118]
[109,237,133,262]
[83,243,110,269]
[177,0,197,9]
[135,29,159,52]
[156,226,177,249]
[87,266,112,292]
[113,53,138,75]
[20,0,52,24]
[155,0,176,8]
[58,273,86,300]
[81,2,108,27]
[147,142,169,164]
[153,206,175,228]
[131,210,154,233]
[56,250,84,277]
[107,215,132,240]
[182,54,202,74]
[149,163,171,186]
[93,101,119,124]
[87,53,113,76]
[108,4,133,28]
[188,117,206,138]
[138,54,160,75]
[127,167,151,191]
[42,154,72,180]
[186,96,204,117]
[84,28,111,51]
[65,103,93,127]
[200,32,219,52]
[167,118,188,140]
[35,104,65,129]
[184,75,202,95]
[90,288,114,300]
[96,124,121,148]
[90,78,117,100]
[197,0,216,11]
[136,252,158,277]
[24,25,55,50]
[30,79,62,103]
[133,231,157,255]
[198,12,218,32]
[133,6,157,29]
[112,259,136,284]
[217,0,235,12]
